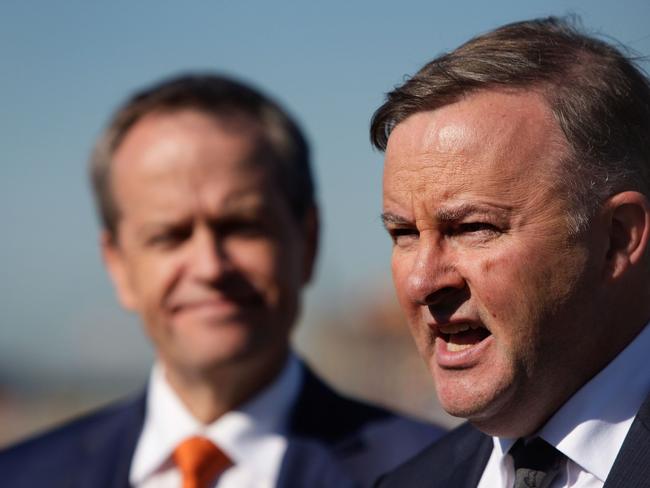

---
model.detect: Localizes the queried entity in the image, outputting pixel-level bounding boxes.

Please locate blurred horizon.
[2,0,649,446]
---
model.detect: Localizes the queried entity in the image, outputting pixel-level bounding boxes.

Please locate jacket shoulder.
[288,364,446,486]
[0,393,145,486]
[376,422,492,488]
[291,364,444,443]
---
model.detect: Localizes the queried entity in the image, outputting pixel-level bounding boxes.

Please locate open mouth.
[438,323,491,352]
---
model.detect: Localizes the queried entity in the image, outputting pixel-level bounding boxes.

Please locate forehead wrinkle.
[386,152,550,224]
[384,90,572,229]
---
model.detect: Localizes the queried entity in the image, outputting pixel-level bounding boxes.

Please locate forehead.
[111,109,277,218]
[114,109,262,172]
[384,89,568,199]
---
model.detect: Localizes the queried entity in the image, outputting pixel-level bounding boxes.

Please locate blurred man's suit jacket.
[0,364,443,488]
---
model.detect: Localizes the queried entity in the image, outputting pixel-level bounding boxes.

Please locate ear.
[603,191,650,280]
[101,231,138,311]
[300,205,319,284]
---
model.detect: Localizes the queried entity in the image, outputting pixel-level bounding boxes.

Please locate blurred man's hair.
[90,73,314,235]
[371,17,650,233]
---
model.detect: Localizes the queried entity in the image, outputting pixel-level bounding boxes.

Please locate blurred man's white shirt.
[130,354,301,488]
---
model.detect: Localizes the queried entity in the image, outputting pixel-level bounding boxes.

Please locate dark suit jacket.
[0,364,443,488]
[376,393,650,487]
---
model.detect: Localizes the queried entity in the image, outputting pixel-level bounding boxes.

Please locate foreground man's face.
[383,90,605,435]
[105,110,313,378]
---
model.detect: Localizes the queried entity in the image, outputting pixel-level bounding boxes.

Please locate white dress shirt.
[129,354,302,488]
[478,323,650,488]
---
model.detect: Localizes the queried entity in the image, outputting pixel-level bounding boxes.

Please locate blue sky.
[2,0,649,385]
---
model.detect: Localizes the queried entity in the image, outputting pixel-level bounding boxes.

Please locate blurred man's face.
[103,110,315,378]
[382,90,608,435]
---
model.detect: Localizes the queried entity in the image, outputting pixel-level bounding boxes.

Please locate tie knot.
[173,436,232,488]
[509,438,565,488]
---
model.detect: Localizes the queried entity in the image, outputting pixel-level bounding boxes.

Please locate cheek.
[123,254,164,299]
[390,251,426,337]
[464,249,535,327]
[391,253,410,305]
[124,257,180,345]
[136,257,182,313]
[228,240,290,295]
[469,246,562,349]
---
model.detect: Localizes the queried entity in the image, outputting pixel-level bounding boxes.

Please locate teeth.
[439,323,470,334]
[447,342,472,352]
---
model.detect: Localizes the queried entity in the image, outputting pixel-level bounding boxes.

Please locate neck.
[162,348,290,424]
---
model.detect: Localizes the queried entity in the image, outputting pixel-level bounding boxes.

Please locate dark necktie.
[509,437,565,488]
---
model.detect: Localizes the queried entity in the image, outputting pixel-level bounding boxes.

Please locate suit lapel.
[276,439,360,488]
[281,363,391,486]
[376,423,491,488]
[604,392,650,488]
[435,424,492,488]
[445,437,492,487]
[287,364,389,445]
[76,392,146,488]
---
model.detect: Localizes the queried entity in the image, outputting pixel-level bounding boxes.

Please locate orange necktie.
[173,436,233,488]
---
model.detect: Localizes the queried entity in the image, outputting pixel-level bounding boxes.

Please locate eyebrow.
[435,203,511,222]
[381,203,511,229]
[380,212,410,229]
[135,197,268,232]
[435,203,483,222]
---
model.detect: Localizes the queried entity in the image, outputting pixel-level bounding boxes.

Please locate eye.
[218,219,267,238]
[453,221,502,239]
[459,222,498,233]
[388,227,419,246]
[147,227,192,248]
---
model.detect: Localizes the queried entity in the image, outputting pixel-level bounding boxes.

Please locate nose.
[189,227,231,283]
[404,238,467,314]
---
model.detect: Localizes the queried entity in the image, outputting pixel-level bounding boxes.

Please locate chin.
[443,389,534,438]
[434,369,513,421]
[438,394,487,421]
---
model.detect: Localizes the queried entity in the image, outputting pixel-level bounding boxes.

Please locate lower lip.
[175,301,241,318]
[434,333,494,368]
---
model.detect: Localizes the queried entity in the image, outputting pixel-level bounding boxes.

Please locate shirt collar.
[497,322,650,482]
[130,353,303,485]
